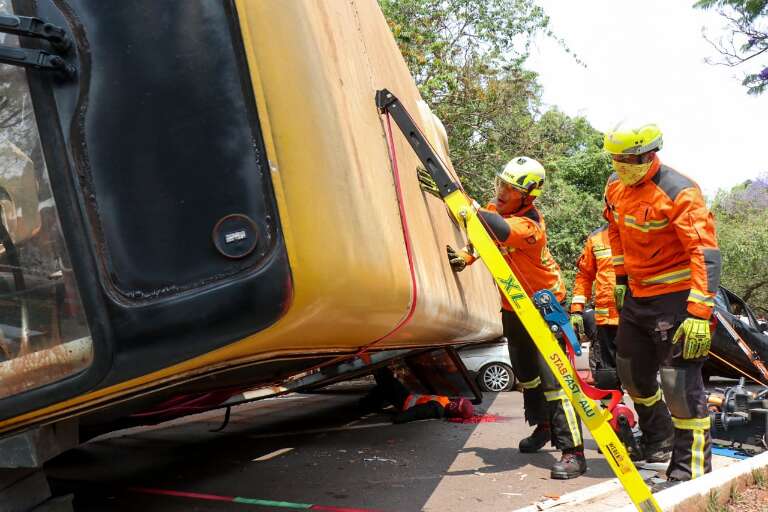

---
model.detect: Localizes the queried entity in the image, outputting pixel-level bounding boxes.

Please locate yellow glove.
[417,166,440,197]
[446,245,468,272]
[672,317,711,359]
[613,284,627,311]
[570,312,585,340]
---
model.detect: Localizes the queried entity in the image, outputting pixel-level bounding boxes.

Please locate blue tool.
[532,289,581,356]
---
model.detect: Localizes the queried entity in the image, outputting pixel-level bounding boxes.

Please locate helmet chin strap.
[511,194,533,213]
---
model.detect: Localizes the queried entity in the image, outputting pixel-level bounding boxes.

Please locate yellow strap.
[672,417,711,430]
[630,388,662,407]
[519,376,541,390]
[442,191,660,512]
[381,101,659,510]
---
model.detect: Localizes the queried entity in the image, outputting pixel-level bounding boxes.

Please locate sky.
[525,0,768,197]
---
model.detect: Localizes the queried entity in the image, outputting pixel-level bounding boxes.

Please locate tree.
[712,175,768,314]
[379,0,585,200]
[695,0,768,95]
[379,0,612,292]
[536,174,605,288]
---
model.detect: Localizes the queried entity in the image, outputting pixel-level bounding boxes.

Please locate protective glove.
[446,245,468,272]
[417,166,440,197]
[672,317,711,359]
[570,312,585,340]
[613,284,627,311]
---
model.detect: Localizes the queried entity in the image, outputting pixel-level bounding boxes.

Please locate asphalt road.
[46,383,616,512]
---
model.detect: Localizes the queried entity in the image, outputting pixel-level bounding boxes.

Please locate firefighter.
[359,368,474,423]
[570,225,621,391]
[448,157,586,479]
[603,123,720,482]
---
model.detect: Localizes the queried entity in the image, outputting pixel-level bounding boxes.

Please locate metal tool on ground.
[375,88,661,512]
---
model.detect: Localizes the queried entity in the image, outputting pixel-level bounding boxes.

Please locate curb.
[618,450,768,512]
[511,452,768,511]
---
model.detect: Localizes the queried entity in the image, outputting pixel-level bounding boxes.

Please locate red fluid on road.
[447,414,512,424]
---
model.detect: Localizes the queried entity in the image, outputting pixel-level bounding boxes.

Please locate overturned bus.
[0,0,503,479]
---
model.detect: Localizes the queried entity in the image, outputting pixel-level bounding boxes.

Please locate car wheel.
[478,363,515,392]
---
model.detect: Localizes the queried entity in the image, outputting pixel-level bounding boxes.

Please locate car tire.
[478,363,515,392]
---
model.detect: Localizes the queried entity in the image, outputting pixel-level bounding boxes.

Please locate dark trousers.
[616,290,711,480]
[503,310,583,451]
[593,324,621,390]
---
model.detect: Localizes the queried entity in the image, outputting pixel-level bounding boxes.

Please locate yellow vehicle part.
[0,0,501,434]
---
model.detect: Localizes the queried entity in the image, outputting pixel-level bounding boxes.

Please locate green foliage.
[705,489,726,512]
[695,0,768,95]
[379,0,610,287]
[536,175,604,290]
[546,142,613,199]
[379,0,589,202]
[753,468,767,488]
[695,0,767,20]
[380,0,554,99]
[712,178,768,314]
[379,1,766,312]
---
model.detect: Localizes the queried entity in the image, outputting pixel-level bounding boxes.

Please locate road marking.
[252,447,294,461]
[342,413,375,428]
[128,486,384,511]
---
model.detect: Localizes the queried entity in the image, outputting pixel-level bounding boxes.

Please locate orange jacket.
[570,225,619,325]
[603,156,721,319]
[464,203,566,310]
[402,393,450,411]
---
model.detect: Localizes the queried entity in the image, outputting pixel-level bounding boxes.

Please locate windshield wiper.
[0,15,70,51]
[0,14,75,79]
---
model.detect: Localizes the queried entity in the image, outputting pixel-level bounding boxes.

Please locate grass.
[706,489,726,512]
[728,484,741,503]
[752,468,767,489]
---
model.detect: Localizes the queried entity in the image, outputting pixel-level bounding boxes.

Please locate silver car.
[459,338,591,393]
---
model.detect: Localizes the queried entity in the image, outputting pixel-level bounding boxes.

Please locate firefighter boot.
[643,436,673,463]
[518,422,551,453]
[551,448,587,480]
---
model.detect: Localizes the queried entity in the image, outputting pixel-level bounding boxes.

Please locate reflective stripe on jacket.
[402,393,450,411]
[603,157,721,319]
[570,225,619,325]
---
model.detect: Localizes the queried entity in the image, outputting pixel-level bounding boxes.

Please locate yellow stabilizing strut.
[375,89,660,512]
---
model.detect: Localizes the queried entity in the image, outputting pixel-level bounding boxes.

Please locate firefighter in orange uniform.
[603,123,720,483]
[569,225,621,391]
[360,368,474,423]
[448,156,586,480]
